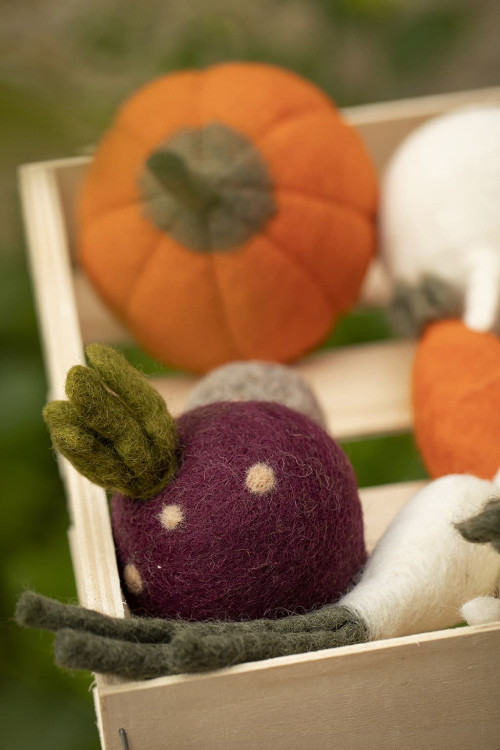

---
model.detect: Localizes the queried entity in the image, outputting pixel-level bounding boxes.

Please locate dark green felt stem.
[146,150,219,213]
[421,274,461,315]
[54,617,368,679]
[16,592,363,641]
[389,275,462,336]
[169,619,368,674]
[16,592,179,643]
[17,593,368,677]
[456,498,500,553]
[55,629,181,679]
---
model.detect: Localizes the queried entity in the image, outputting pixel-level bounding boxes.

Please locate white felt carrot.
[338,473,500,639]
[381,106,500,333]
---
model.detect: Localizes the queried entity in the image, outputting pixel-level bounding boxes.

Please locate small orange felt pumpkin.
[413,319,500,479]
[79,62,378,373]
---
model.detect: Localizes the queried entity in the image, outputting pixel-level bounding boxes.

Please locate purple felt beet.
[112,401,366,621]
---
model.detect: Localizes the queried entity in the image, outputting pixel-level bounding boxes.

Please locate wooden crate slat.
[359,480,426,552]
[19,163,124,627]
[73,270,132,343]
[95,622,500,750]
[344,85,500,171]
[73,265,416,439]
[152,338,416,440]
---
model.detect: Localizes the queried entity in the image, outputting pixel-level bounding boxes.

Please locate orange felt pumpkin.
[413,319,500,479]
[79,62,378,373]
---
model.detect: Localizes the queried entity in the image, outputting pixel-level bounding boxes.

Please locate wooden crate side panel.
[96,625,500,750]
[359,480,426,552]
[73,270,132,343]
[72,266,416,440]
[19,163,124,628]
[151,339,416,440]
[344,85,500,170]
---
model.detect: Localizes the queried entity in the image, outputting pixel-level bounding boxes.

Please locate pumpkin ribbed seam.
[82,206,162,312]
[123,238,168,324]
[277,188,376,224]
[82,124,154,225]
[209,253,247,361]
[82,198,144,228]
[197,68,246,362]
[113,70,205,150]
[253,105,335,149]
[263,231,335,316]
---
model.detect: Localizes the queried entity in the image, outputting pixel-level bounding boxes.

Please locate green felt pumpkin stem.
[146,150,219,213]
[139,123,276,253]
[43,344,178,499]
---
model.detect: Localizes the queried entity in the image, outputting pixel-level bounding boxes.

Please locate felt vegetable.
[412,319,500,479]
[42,345,366,621]
[339,473,500,639]
[381,106,500,335]
[457,495,500,626]
[186,360,326,427]
[17,473,500,679]
[79,63,378,373]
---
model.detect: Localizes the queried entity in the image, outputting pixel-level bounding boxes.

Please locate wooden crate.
[19,86,500,750]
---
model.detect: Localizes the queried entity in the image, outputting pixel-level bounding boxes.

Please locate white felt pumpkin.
[381,105,500,332]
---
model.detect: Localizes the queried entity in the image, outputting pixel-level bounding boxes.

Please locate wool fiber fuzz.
[112,400,366,621]
[381,106,500,333]
[413,320,500,479]
[16,591,369,678]
[457,494,500,626]
[339,474,500,639]
[79,63,378,373]
[460,596,500,626]
[43,344,178,499]
[186,360,326,426]
[457,497,500,553]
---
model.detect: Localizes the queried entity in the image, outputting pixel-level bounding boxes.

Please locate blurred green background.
[1,1,499,747]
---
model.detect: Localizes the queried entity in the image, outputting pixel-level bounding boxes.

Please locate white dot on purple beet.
[159,503,185,531]
[245,462,276,494]
[124,563,143,595]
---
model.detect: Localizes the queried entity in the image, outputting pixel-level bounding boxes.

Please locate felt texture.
[22,470,500,677]
[457,498,500,554]
[16,591,179,642]
[79,62,378,373]
[460,596,500,626]
[53,624,367,679]
[459,495,500,627]
[112,400,366,621]
[16,591,368,678]
[381,106,500,333]
[140,123,277,251]
[339,474,500,639]
[412,319,500,479]
[186,360,326,426]
[43,344,178,499]
[389,275,461,337]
